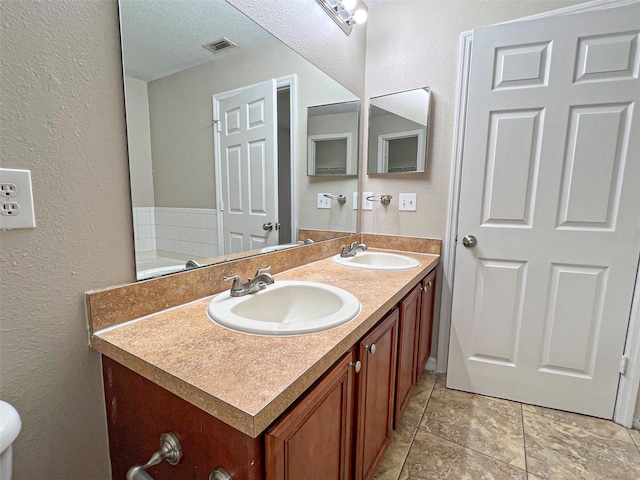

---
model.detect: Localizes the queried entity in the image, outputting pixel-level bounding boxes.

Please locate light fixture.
[315,0,368,36]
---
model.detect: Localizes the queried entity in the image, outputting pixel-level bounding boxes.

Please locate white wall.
[124,76,154,208]
[0,1,133,479]
[361,0,588,238]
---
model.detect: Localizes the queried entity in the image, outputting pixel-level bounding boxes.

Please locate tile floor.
[374,371,640,480]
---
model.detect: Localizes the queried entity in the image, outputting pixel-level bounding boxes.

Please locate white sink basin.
[207,281,361,336]
[332,251,420,270]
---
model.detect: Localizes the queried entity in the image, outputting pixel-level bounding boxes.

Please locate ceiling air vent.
[202,38,237,53]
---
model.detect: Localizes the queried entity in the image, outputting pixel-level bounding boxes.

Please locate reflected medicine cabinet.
[307,100,360,176]
[368,87,431,174]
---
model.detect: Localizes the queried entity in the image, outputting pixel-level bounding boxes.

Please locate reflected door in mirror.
[217,79,278,254]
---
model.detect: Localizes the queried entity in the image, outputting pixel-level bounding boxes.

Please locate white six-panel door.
[218,79,278,254]
[448,3,640,418]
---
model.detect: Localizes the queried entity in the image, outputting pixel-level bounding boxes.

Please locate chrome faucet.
[340,241,367,257]
[185,259,201,270]
[223,266,275,297]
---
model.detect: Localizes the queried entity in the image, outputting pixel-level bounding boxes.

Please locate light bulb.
[341,0,357,11]
[352,8,368,24]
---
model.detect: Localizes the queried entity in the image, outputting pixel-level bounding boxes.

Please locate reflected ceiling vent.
[202,38,237,53]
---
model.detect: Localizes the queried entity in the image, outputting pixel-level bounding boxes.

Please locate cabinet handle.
[349,360,361,373]
[366,344,377,354]
[423,280,433,292]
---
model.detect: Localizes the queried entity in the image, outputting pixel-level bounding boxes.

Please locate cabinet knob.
[366,344,377,354]
[349,360,361,373]
[209,469,232,480]
[423,280,433,292]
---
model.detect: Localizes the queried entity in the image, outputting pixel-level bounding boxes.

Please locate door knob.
[462,235,477,248]
[209,469,232,480]
[262,222,273,231]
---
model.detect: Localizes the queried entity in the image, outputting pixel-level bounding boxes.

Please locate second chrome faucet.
[224,266,275,297]
[341,241,367,258]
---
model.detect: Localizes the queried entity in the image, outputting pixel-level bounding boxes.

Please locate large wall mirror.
[119,0,360,280]
[367,87,431,174]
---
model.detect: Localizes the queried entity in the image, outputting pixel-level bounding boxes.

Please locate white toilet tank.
[0,401,22,480]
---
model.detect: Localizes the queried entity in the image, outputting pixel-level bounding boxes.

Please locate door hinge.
[620,355,629,375]
[219,200,224,212]
[214,119,221,133]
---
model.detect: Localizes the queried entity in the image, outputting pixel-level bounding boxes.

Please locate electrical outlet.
[317,193,331,209]
[0,183,18,197]
[353,192,358,210]
[0,168,36,230]
[362,192,373,211]
[0,202,20,215]
[399,193,417,212]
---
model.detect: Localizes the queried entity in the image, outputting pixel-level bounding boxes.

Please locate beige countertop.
[91,249,439,438]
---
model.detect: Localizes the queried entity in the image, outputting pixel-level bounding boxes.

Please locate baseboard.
[426,356,437,372]
[633,416,640,431]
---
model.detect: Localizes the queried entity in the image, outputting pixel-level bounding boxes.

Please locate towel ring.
[323,193,347,205]
[366,194,392,206]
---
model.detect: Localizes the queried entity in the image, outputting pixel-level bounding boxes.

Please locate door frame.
[440,0,640,427]
[212,75,298,253]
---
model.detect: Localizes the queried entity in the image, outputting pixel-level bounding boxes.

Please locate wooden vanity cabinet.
[102,356,264,480]
[415,269,436,382]
[100,267,436,480]
[266,308,400,480]
[354,308,399,480]
[265,348,357,480]
[393,284,421,426]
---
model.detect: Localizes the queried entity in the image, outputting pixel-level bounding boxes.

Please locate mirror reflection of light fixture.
[315,0,368,36]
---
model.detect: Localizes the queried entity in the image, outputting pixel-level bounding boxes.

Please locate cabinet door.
[415,269,436,382]
[265,348,356,480]
[354,309,399,480]
[394,284,421,426]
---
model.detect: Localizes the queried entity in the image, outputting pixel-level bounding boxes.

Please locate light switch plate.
[362,192,373,211]
[399,193,417,212]
[0,168,36,230]
[317,193,331,209]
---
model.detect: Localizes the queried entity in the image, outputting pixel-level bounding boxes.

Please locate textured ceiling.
[120,0,278,81]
